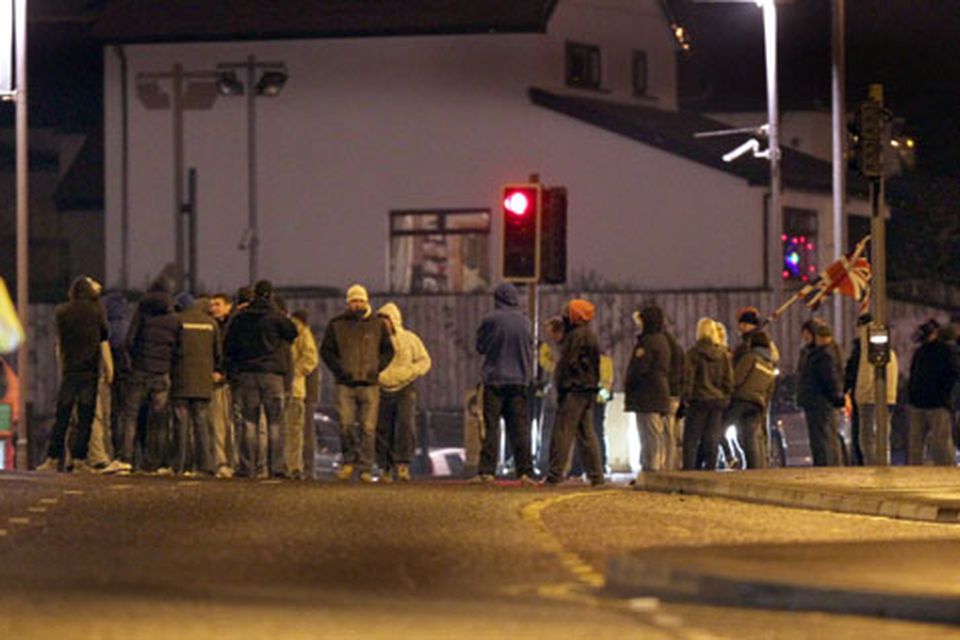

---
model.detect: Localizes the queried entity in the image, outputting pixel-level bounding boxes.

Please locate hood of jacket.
[494,283,520,309]
[640,304,664,334]
[139,290,173,316]
[378,302,404,333]
[68,276,100,302]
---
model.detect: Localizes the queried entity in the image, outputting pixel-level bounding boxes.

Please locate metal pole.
[869,83,889,465]
[762,0,783,303]
[186,167,197,293]
[14,0,28,469]
[116,45,130,289]
[831,0,847,343]
[246,54,259,284]
[172,64,185,291]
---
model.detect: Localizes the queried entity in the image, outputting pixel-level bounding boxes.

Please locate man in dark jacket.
[224,280,298,478]
[474,283,534,483]
[119,278,182,472]
[37,276,110,473]
[546,299,604,486]
[908,319,959,465]
[664,328,686,471]
[321,284,394,483]
[170,294,221,475]
[727,329,777,469]
[208,292,235,477]
[797,320,846,466]
[624,304,672,472]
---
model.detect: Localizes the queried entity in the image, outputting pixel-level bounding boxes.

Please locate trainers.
[359,471,375,484]
[36,457,61,473]
[379,469,394,484]
[70,459,96,474]
[100,460,132,475]
[468,474,495,484]
[519,474,541,487]
[396,464,411,482]
[215,466,234,479]
[156,467,173,476]
[335,464,355,481]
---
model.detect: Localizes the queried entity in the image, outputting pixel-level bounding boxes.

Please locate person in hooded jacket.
[474,283,534,483]
[170,293,221,476]
[908,319,959,465]
[321,284,394,483]
[118,278,182,472]
[375,302,432,482]
[103,291,131,460]
[284,309,319,480]
[796,320,846,466]
[224,280,298,478]
[726,326,778,469]
[545,299,605,486]
[682,318,734,470]
[624,304,672,472]
[37,276,111,473]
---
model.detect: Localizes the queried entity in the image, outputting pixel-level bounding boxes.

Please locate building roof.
[529,87,868,197]
[93,0,559,43]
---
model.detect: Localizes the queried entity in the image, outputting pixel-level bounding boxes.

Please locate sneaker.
[70,459,96,474]
[396,464,411,482]
[156,467,173,476]
[380,469,394,484]
[36,457,61,473]
[335,464,355,482]
[589,477,606,487]
[182,470,198,478]
[468,474,495,484]
[215,466,234,479]
[359,471,375,484]
[519,474,541,487]
[100,460,133,475]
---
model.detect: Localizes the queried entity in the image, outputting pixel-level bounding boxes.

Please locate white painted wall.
[102,4,780,293]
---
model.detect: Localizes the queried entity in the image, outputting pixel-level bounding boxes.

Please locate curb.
[632,473,960,524]
[606,553,960,625]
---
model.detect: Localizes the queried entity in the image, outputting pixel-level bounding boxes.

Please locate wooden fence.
[19,288,953,418]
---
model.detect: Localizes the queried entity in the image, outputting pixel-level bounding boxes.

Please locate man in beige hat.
[321,284,394,483]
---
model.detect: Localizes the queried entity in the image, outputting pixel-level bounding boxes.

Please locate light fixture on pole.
[216,56,289,284]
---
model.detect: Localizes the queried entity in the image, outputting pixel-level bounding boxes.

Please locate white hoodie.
[377,303,432,392]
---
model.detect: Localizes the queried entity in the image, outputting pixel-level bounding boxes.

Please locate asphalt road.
[1,473,959,639]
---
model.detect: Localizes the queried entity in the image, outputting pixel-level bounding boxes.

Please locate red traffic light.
[504,191,530,216]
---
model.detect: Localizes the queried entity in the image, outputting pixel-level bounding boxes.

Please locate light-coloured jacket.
[291,316,319,400]
[378,302,431,393]
[854,324,898,405]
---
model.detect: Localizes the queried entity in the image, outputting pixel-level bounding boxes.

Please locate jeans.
[908,407,954,466]
[683,399,726,470]
[858,403,894,466]
[284,397,306,476]
[121,370,171,470]
[804,405,844,467]
[376,385,417,471]
[235,372,286,476]
[665,397,682,470]
[210,382,235,470]
[726,400,766,469]
[336,384,380,472]
[302,399,317,478]
[172,398,214,474]
[635,412,668,472]
[547,392,603,484]
[570,400,608,476]
[87,375,115,466]
[480,384,533,477]
[48,372,98,462]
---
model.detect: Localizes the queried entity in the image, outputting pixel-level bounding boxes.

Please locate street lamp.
[216,56,289,284]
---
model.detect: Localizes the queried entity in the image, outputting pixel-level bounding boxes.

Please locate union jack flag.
[804,235,872,314]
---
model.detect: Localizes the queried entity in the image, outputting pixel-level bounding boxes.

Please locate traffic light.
[500,183,542,281]
[540,186,567,284]
[857,99,884,178]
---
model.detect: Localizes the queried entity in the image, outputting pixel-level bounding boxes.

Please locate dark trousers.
[376,385,417,471]
[480,384,532,477]
[548,392,603,483]
[726,400,766,469]
[48,372,99,461]
[683,399,727,470]
[121,370,172,470]
[236,372,286,476]
[569,400,608,476]
[172,398,214,474]
[804,405,844,467]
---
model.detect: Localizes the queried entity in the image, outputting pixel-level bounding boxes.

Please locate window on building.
[389,210,491,293]
[633,50,649,96]
[782,208,818,284]
[565,42,602,90]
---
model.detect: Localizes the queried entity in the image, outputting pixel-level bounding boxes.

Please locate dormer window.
[633,50,649,97]
[565,42,601,90]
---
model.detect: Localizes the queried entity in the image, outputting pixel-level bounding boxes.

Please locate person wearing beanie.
[908,318,959,465]
[37,276,112,473]
[474,282,534,484]
[321,283,394,483]
[545,299,604,486]
[375,301,431,482]
[223,278,298,478]
[624,304,672,472]
[796,319,846,466]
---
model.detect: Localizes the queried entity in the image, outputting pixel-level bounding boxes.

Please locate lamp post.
[215,56,288,284]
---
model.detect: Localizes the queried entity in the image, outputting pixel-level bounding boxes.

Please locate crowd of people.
[34,274,960,483]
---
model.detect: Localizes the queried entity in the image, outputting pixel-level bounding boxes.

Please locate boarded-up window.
[389,210,491,293]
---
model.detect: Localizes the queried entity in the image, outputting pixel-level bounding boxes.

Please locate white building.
[96,0,867,295]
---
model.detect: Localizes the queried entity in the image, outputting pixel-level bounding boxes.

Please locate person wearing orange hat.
[545,299,604,486]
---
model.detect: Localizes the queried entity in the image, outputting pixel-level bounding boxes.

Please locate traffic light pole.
[868,84,890,466]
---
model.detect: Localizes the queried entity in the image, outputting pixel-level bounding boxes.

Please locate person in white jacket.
[850,319,899,465]
[375,302,431,482]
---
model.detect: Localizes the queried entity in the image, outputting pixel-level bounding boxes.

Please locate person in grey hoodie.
[624,304,672,472]
[475,283,534,483]
[375,302,431,482]
[682,318,733,470]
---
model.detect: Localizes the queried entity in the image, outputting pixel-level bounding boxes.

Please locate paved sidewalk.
[606,467,960,625]
[632,467,960,523]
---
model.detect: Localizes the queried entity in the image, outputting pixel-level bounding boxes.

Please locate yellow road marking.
[39,498,58,505]
[27,507,47,514]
